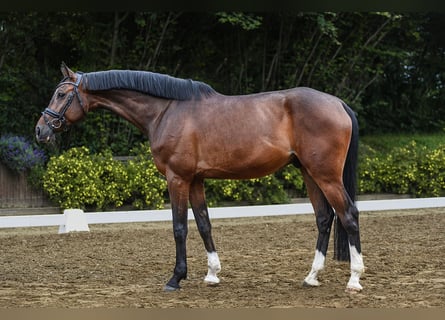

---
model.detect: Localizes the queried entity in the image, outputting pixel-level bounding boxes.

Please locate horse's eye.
[57,92,66,99]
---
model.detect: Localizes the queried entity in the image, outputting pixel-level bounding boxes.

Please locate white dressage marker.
[58,209,90,234]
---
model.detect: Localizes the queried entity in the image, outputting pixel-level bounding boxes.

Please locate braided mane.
[83,70,216,100]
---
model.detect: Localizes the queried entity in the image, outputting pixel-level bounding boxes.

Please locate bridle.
[42,72,85,132]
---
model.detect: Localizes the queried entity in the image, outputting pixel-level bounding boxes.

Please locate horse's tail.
[333,102,359,261]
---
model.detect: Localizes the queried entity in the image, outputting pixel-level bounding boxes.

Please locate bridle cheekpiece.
[42,72,85,132]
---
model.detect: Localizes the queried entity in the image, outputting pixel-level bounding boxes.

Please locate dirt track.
[0,208,444,308]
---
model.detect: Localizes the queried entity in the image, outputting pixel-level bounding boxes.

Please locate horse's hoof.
[204,274,220,285]
[345,286,362,294]
[163,284,180,292]
[302,279,320,287]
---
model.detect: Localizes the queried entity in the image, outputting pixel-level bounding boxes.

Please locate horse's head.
[35,62,87,143]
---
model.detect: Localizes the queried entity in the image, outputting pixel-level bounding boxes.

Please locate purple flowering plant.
[0,135,47,172]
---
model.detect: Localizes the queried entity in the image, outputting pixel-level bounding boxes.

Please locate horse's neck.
[88,90,170,136]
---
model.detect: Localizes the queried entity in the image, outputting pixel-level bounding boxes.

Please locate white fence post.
[58,209,90,234]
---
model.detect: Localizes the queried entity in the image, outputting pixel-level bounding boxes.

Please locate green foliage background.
[1,12,445,155]
[358,138,445,197]
[42,144,167,210]
[1,12,444,209]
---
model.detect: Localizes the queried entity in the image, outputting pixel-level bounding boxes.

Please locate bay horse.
[35,62,364,292]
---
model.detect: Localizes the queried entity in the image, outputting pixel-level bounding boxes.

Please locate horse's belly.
[197,145,291,179]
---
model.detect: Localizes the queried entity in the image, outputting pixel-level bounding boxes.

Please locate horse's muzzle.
[35,124,54,143]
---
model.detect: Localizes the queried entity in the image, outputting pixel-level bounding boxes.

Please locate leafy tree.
[362,13,445,133]
[1,12,444,155]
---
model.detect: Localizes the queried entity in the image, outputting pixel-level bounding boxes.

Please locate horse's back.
[154,86,353,180]
[285,87,347,114]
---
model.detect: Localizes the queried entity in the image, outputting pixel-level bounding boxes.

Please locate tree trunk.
[109,12,129,67]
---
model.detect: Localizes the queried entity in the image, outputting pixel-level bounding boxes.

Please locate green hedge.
[41,140,444,210]
[43,144,166,210]
[359,141,445,197]
[204,165,306,206]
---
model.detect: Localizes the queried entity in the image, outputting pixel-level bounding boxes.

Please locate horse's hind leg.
[318,180,364,292]
[189,178,221,285]
[301,168,335,287]
[340,194,364,292]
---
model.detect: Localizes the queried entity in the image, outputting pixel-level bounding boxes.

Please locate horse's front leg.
[189,178,221,285]
[164,173,190,291]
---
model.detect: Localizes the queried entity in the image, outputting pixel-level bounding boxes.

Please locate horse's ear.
[60,61,74,78]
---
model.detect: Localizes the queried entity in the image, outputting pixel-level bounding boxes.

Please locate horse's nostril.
[35,126,41,138]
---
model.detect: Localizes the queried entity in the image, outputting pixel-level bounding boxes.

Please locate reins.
[42,73,85,132]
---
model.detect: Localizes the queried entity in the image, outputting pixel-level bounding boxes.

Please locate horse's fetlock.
[174,262,187,278]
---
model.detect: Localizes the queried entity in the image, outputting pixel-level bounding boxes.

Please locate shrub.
[205,175,288,207]
[204,165,305,206]
[279,165,307,198]
[127,142,167,209]
[96,149,132,209]
[417,145,445,197]
[44,147,111,209]
[359,141,445,197]
[0,135,47,172]
[43,145,166,210]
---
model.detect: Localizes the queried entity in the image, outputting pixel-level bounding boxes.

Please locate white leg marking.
[346,244,365,292]
[304,250,325,286]
[204,251,221,284]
